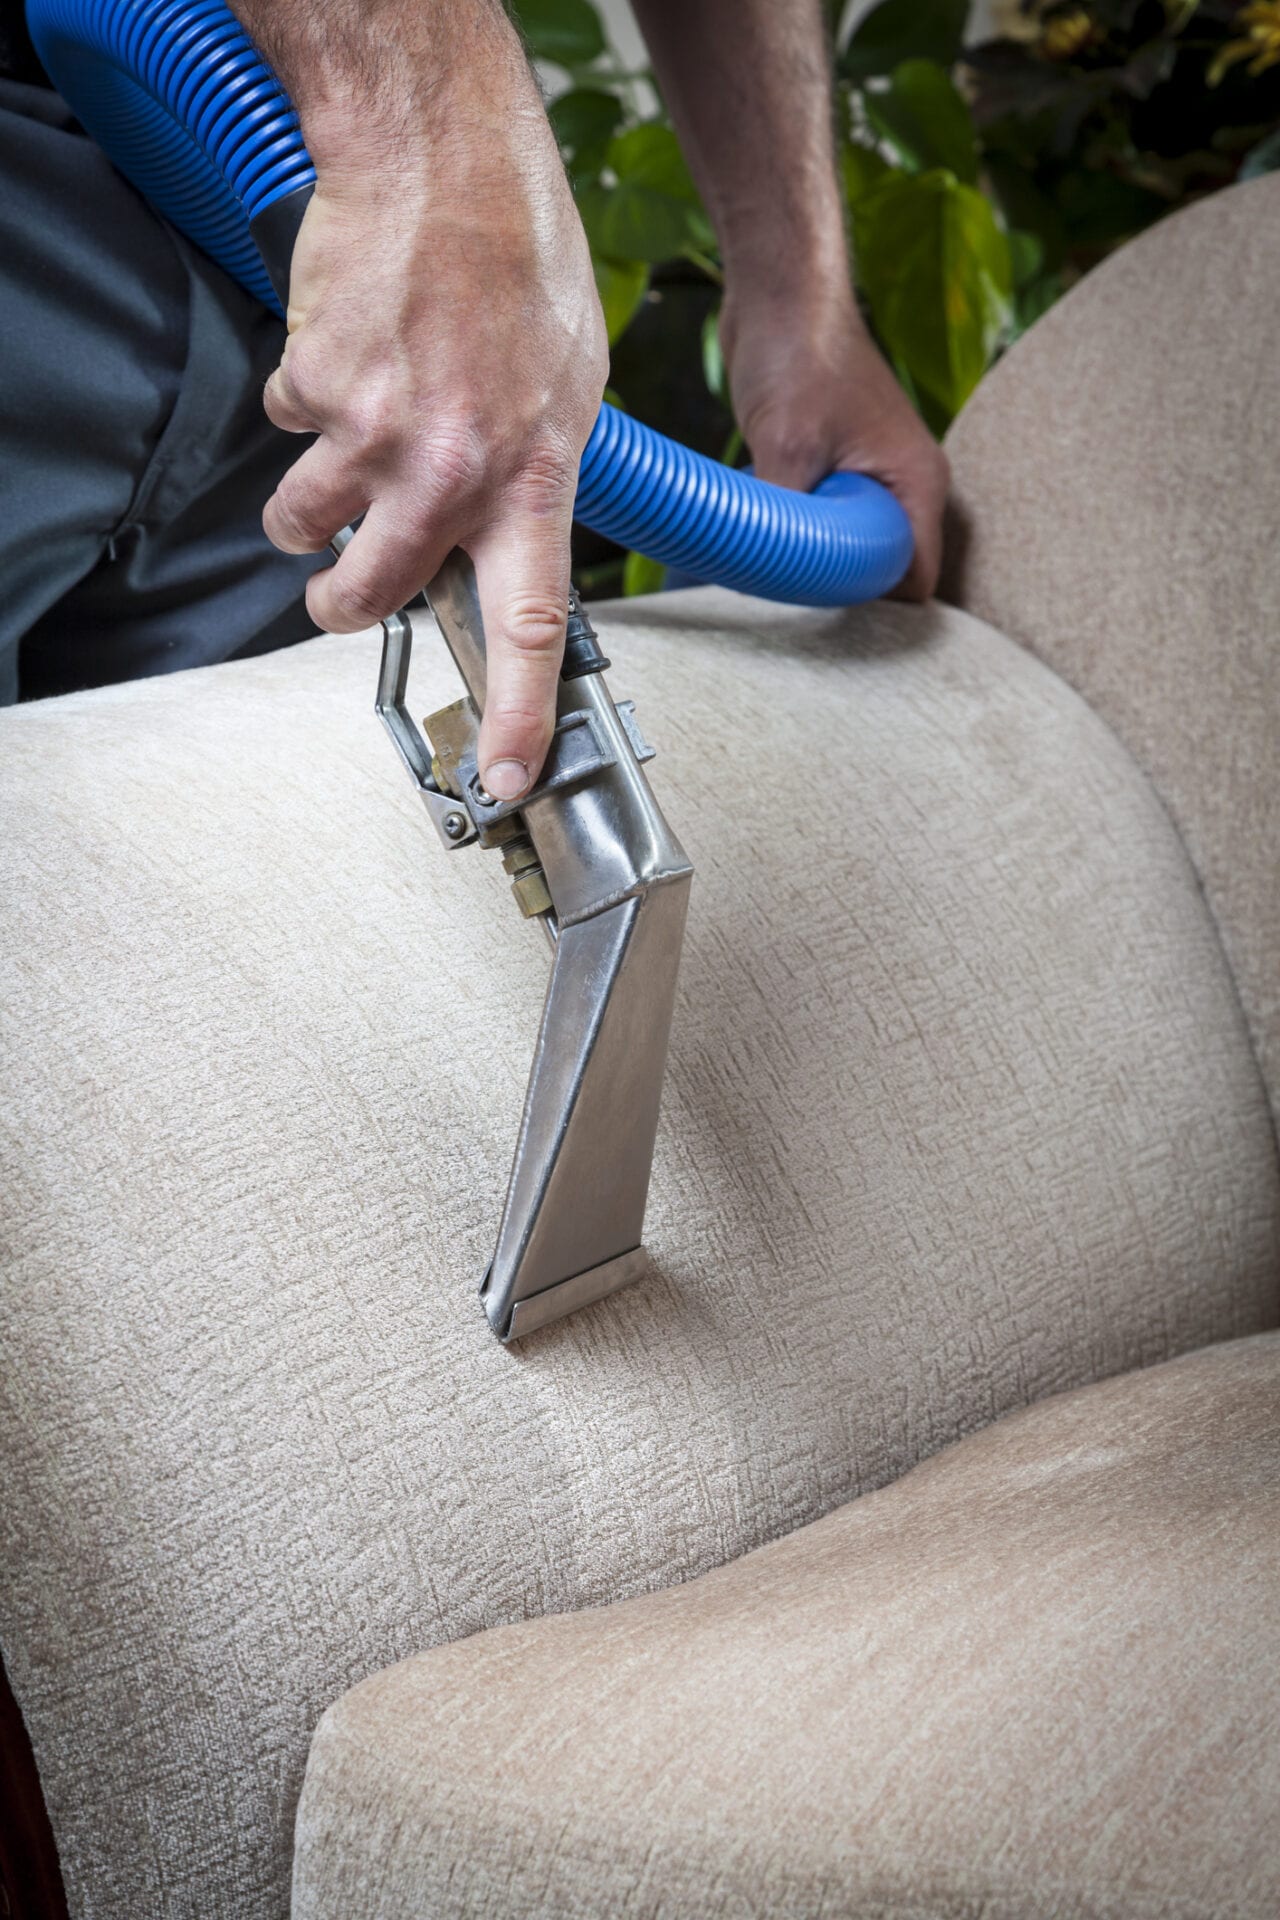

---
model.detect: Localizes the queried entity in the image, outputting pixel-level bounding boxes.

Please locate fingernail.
[482,759,529,801]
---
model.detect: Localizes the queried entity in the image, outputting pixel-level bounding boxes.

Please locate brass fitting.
[424,699,553,919]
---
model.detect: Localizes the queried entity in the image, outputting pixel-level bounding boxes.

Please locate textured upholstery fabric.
[942,176,1280,1128]
[293,1332,1280,1920]
[1,593,1277,1917]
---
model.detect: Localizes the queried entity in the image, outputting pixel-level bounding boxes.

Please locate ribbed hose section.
[578,407,910,604]
[25,0,915,604]
[28,0,314,309]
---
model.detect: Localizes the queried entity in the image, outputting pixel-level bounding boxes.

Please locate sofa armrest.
[942,175,1280,1126]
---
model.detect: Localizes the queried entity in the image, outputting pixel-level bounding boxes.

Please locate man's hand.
[632,0,949,598]
[720,287,950,602]
[232,0,607,802]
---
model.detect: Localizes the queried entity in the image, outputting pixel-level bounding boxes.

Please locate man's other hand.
[630,0,951,602]
[721,287,950,603]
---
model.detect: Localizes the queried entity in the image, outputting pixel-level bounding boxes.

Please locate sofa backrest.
[942,173,1280,1132]
[3,188,1279,1917]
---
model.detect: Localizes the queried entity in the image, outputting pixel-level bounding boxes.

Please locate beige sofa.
[1,177,1277,1920]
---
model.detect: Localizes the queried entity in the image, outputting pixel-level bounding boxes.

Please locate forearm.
[630,0,849,309]
[633,0,949,598]
[225,0,535,172]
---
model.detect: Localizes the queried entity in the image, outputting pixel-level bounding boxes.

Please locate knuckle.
[341,381,404,461]
[760,425,814,476]
[742,408,818,488]
[263,372,306,431]
[324,567,389,628]
[276,342,406,463]
[277,337,324,414]
[486,699,553,748]
[422,420,487,502]
[268,483,329,551]
[499,595,568,656]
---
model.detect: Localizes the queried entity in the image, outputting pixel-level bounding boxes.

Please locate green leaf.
[1241,126,1280,180]
[549,87,623,181]
[701,310,725,399]
[853,170,1012,420]
[841,0,969,83]
[593,256,650,345]
[580,183,695,262]
[578,124,706,262]
[1008,227,1045,289]
[981,155,1067,272]
[1051,168,1166,252]
[1010,271,1064,339]
[841,141,895,207]
[513,0,606,67]
[623,551,667,596]
[607,123,701,203]
[863,60,979,183]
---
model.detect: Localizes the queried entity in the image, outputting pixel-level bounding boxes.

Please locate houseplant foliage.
[511,0,1280,588]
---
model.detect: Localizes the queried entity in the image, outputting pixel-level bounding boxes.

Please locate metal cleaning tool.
[368,553,693,1340]
[25,0,916,1336]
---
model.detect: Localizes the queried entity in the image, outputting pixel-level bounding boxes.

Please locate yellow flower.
[1039,7,1100,58]
[1208,0,1280,83]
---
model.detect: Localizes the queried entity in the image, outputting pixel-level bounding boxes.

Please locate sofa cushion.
[294,1331,1280,1920]
[1,593,1276,1916]
[942,175,1280,1127]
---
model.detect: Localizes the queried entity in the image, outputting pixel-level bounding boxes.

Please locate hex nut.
[501,840,542,875]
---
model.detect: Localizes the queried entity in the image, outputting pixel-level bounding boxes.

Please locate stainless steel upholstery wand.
[370,552,693,1340]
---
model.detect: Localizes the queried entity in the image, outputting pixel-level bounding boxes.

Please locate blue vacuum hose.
[26,0,914,604]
